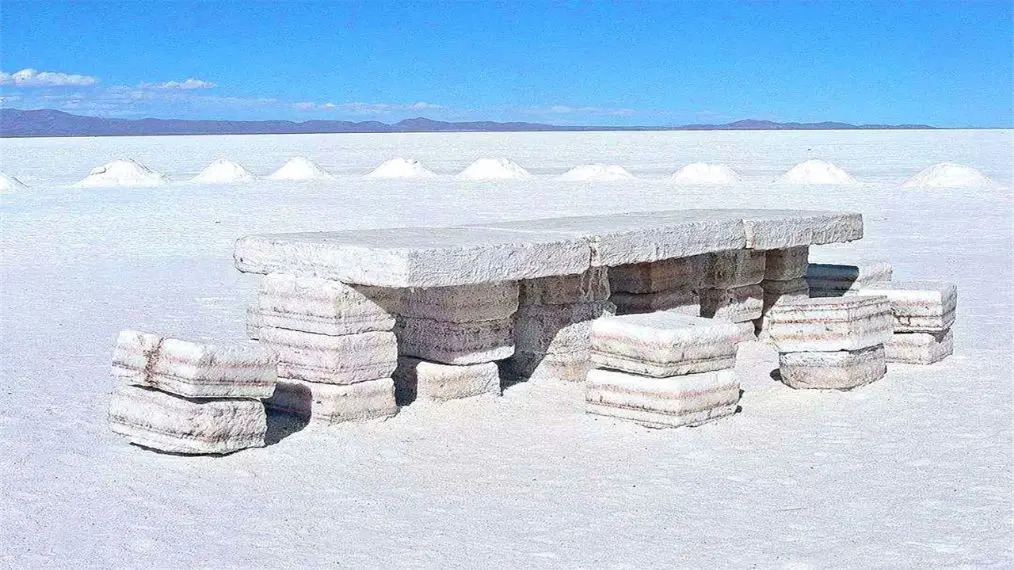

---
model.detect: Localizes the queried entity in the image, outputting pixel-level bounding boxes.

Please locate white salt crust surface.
[0,129,1010,568]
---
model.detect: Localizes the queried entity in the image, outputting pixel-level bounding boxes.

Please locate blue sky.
[1,1,1010,127]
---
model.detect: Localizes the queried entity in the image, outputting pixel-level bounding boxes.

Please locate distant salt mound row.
[670,163,740,184]
[366,157,437,179]
[191,159,255,184]
[457,158,532,180]
[559,164,635,182]
[74,159,168,188]
[0,172,27,191]
[903,162,994,188]
[779,159,857,185]
[267,157,335,181]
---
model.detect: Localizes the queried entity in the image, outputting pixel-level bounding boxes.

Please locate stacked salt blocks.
[108,330,276,454]
[251,274,400,424]
[857,281,956,364]
[755,246,810,339]
[505,268,614,382]
[806,261,893,297]
[698,249,768,341]
[585,312,741,428]
[609,256,703,317]
[766,296,894,390]
[392,282,512,401]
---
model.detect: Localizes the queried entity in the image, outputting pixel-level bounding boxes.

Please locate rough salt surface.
[108,385,267,454]
[903,162,994,188]
[609,256,704,294]
[519,268,611,306]
[366,157,437,179]
[670,163,741,185]
[885,329,953,364]
[778,345,887,390]
[457,158,531,180]
[764,246,809,281]
[502,349,593,383]
[266,377,398,424]
[590,312,740,377]
[610,287,700,316]
[585,368,740,428]
[559,164,635,182]
[393,357,500,403]
[398,281,518,323]
[857,281,957,333]
[191,159,255,184]
[514,301,612,355]
[0,171,27,191]
[396,315,515,365]
[255,273,397,336]
[766,296,894,353]
[701,250,766,288]
[778,159,858,185]
[257,327,398,384]
[267,157,335,181]
[74,159,168,187]
[111,330,276,399]
[699,285,763,323]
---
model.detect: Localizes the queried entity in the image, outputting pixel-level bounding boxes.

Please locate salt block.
[585,368,740,428]
[396,315,514,365]
[502,350,592,383]
[519,267,610,306]
[398,281,518,323]
[246,303,262,340]
[514,301,613,355]
[764,246,809,281]
[733,210,863,250]
[700,250,766,289]
[108,386,267,454]
[766,296,893,352]
[111,330,276,400]
[805,261,893,295]
[266,377,398,424]
[473,210,747,266]
[610,287,700,316]
[856,281,957,333]
[608,256,705,294]
[234,226,591,288]
[885,329,953,364]
[699,285,763,322]
[393,357,500,402]
[257,327,397,384]
[257,273,398,335]
[732,321,757,342]
[761,277,811,311]
[590,312,740,377]
[778,345,887,390]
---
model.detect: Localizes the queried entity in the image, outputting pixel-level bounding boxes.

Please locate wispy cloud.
[0,68,99,87]
[294,101,444,114]
[524,105,636,117]
[138,78,216,90]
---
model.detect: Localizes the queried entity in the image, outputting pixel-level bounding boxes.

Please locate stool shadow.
[265,409,309,446]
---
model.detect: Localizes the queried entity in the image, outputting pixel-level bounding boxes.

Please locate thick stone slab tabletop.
[234,209,862,288]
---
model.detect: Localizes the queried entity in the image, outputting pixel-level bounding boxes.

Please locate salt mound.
[559,164,635,182]
[366,157,436,179]
[191,159,255,184]
[267,157,334,181]
[670,163,740,184]
[779,159,857,185]
[0,172,27,191]
[903,162,994,188]
[457,158,531,180]
[74,159,168,188]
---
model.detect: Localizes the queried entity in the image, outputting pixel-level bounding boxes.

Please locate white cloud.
[0,68,99,87]
[527,105,636,117]
[293,101,444,115]
[139,78,216,90]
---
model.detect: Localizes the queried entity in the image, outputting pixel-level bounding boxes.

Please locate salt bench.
[235,209,862,418]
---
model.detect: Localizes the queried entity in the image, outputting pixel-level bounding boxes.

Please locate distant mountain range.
[0,108,937,138]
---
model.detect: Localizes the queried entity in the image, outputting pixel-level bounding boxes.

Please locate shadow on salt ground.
[265,410,309,446]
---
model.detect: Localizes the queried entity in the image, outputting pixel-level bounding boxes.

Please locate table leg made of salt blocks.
[234,209,863,392]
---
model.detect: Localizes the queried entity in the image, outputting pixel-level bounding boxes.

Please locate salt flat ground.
[1,130,1011,568]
